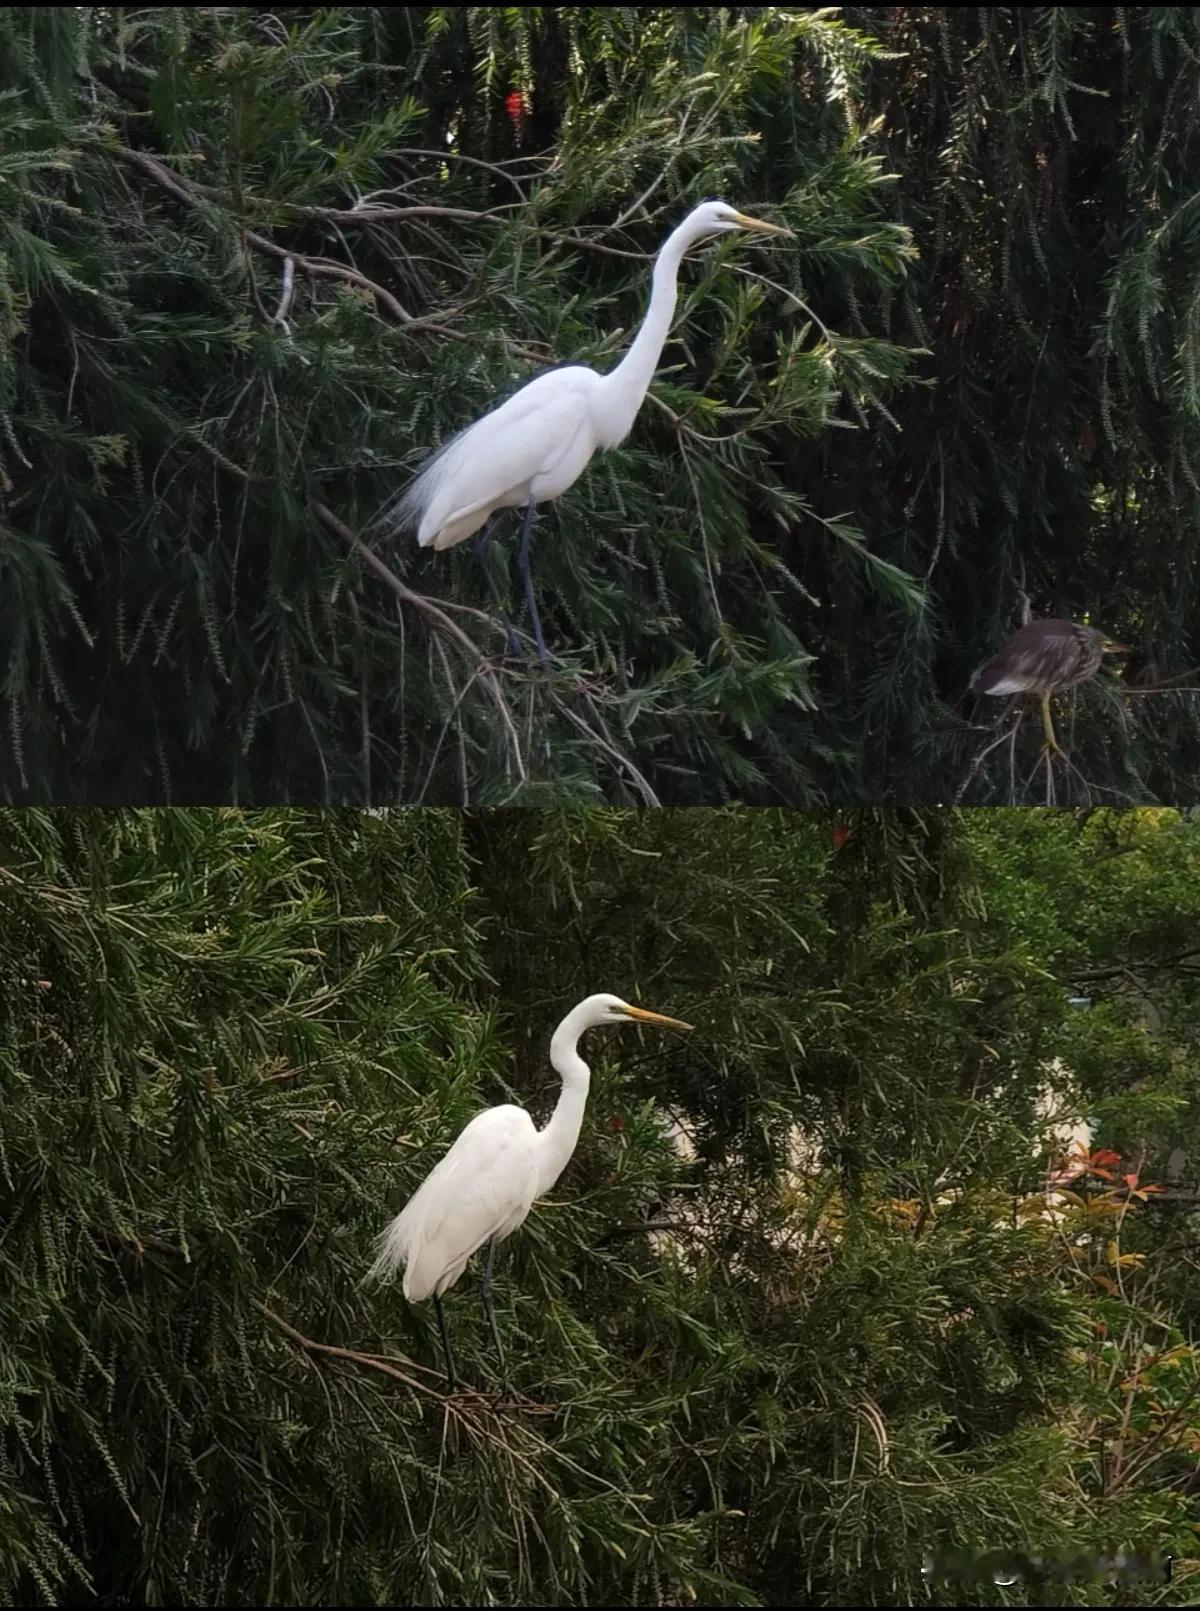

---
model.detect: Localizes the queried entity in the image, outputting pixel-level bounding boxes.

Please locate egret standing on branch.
[365,993,693,1391]
[383,200,792,663]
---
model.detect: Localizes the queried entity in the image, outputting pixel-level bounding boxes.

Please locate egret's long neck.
[596,223,692,445]
[535,1010,593,1198]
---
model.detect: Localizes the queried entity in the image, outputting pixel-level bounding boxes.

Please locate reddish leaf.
[1092,1149,1121,1168]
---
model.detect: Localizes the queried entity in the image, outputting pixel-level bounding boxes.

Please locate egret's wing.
[387,368,597,538]
[365,1106,538,1299]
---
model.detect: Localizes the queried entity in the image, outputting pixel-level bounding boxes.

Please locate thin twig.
[150,411,529,793]
[394,146,537,201]
[105,145,414,324]
[311,501,529,789]
[257,1302,555,1416]
[1122,683,1200,696]
[924,440,947,582]
[257,1301,442,1396]
[601,1220,700,1241]
[346,591,372,805]
[954,704,1023,803]
[552,694,661,806]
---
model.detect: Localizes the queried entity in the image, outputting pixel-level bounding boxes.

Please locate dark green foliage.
[4,805,1200,1604]
[0,6,914,806]
[840,7,1200,803]
[5,7,1197,803]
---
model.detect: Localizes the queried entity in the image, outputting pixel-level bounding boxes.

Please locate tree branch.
[103,144,415,324]
[257,1301,554,1415]
[601,1219,698,1240]
[309,501,528,787]
[145,406,531,790]
[1069,946,1200,984]
[256,1299,438,1394]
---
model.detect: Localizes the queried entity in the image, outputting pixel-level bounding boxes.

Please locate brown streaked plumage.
[971,618,1128,754]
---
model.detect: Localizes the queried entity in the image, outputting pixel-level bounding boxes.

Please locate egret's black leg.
[472,520,523,660]
[515,499,548,666]
[481,1239,506,1388]
[433,1294,457,1392]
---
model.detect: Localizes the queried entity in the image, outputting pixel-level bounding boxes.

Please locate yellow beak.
[731,210,793,238]
[622,1005,694,1032]
[1102,639,1130,654]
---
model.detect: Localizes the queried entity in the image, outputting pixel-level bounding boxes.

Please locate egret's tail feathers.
[362,1213,410,1289]
[372,425,471,540]
[370,475,427,540]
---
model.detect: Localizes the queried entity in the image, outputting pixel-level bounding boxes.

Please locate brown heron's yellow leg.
[1039,692,1063,757]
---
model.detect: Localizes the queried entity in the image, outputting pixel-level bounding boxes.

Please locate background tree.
[5,804,1200,1605]
[5,6,1198,805]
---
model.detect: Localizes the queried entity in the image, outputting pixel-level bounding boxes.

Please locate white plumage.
[365,992,693,1387]
[380,200,791,661]
[366,1104,539,1300]
[394,369,603,553]
[386,203,790,555]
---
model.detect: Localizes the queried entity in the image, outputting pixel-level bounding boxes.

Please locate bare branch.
[104,145,415,324]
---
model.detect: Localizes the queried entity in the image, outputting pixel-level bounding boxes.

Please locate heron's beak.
[1102,639,1130,654]
[731,211,793,238]
[622,1005,694,1032]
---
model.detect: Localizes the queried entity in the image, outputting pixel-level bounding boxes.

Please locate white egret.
[384,200,792,662]
[365,993,693,1389]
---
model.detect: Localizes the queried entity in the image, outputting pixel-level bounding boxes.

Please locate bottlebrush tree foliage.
[6,7,1197,804]
[0,6,917,807]
[4,805,1200,1605]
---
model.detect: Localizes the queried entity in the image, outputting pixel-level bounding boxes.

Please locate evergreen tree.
[5,805,1200,1604]
[840,8,1200,804]
[6,8,1196,804]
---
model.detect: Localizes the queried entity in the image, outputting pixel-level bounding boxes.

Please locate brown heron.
[971,619,1128,755]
